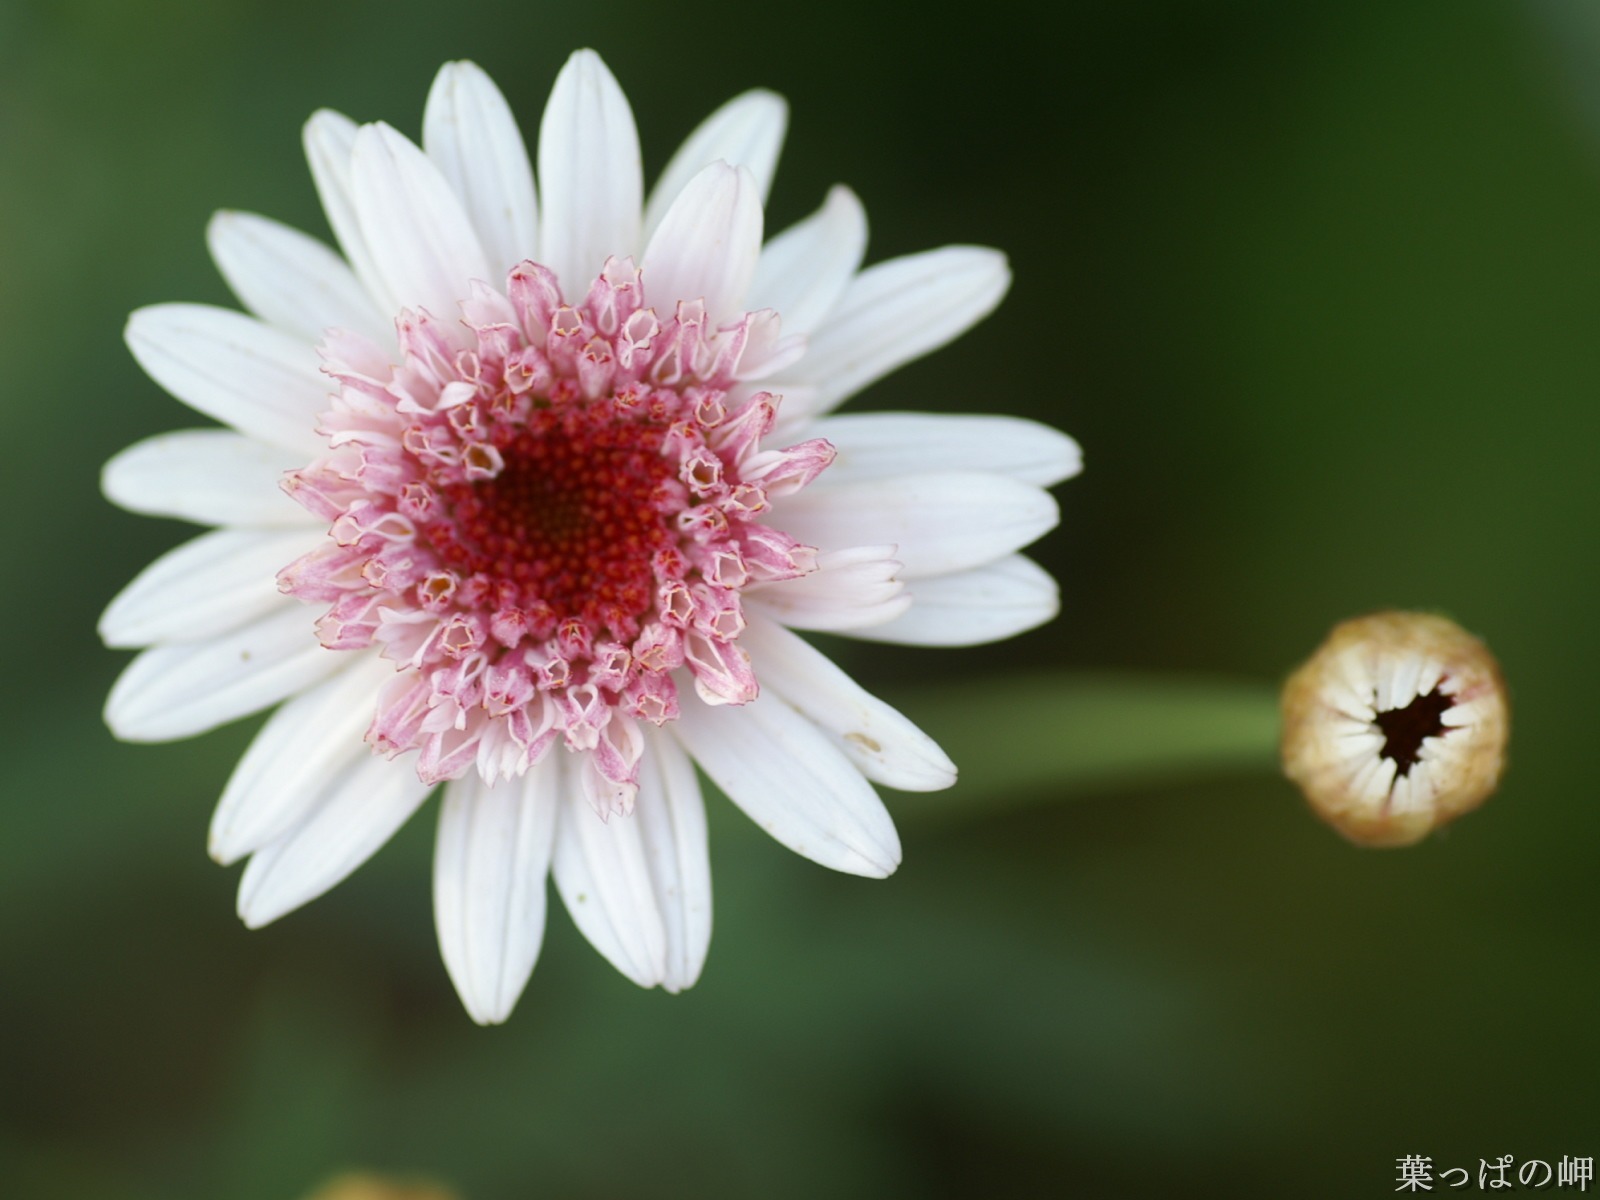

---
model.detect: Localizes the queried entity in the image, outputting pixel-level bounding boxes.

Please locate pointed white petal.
[809,412,1082,488]
[304,109,396,316]
[423,61,539,276]
[550,754,668,987]
[640,162,763,325]
[673,690,900,878]
[644,89,786,240]
[772,470,1057,578]
[747,185,867,337]
[102,431,315,528]
[744,545,910,632]
[634,728,711,992]
[851,554,1059,647]
[206,210,390,345]
[349,122,492,323]
[778,245,1009,417]
[237,750,432,928]
[537,50,642,296]
[208,654,396,865]
[741,615,955,792]
[104,603,343,742]
[99,528,318,648]
[125,304,328,455]
[434,763,559,1024]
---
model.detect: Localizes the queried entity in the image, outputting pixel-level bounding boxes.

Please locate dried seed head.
[1281,611,1509,848]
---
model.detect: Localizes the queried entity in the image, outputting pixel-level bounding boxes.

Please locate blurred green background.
[2,1,1598,1196]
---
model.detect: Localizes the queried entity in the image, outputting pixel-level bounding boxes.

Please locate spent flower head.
[101,53,1079,1022]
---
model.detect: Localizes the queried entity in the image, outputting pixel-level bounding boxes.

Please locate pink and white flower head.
[101,52,1080,1023]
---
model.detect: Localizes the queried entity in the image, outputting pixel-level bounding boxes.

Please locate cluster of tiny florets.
[278,257,835,810]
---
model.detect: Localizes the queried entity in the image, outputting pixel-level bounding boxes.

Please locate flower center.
[280,257,835,799]
[430,406,675,642]
[1373,685,1453,777]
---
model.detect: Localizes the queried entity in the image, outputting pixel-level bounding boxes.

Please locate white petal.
[237,750,432,928]
[808,412,1081,488]
[741,615,955,792]
[99,528,318,648]
[640,162,763,325]
[644,89,786,240]
[206,210,390,345]
[349,122,493,323]
[537,50,642,297]
[104,603,343,742]
[209,655,396,865]
[673,689,900,878]
[304,109,396,317]
[778,245,1010,418]
[434,763,559,1024]
[744,544,911,632]
[772,471,1057,578]
[634,728,711,992]
[125,304,328,455]
[747,185,867,337]
[549,755,667,988]
[102,431,315,528]
[423,61,539,276]
[851,554,1059,647]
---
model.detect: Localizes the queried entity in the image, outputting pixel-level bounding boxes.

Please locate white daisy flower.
[100,51,1079,1023]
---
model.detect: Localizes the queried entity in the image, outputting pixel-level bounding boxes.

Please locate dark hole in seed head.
[1373,686,1453,777]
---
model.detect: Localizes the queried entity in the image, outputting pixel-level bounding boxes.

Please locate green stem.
[888,672,1282,814]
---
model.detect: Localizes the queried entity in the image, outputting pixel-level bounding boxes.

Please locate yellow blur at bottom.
[301,1172,461,1200]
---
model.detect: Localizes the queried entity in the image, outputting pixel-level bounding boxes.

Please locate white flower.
[100,52,1079,1022]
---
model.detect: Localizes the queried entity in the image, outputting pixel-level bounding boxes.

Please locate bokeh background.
[2,1,1598,1196]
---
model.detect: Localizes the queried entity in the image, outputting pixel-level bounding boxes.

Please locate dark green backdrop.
[1,1,1596,1196]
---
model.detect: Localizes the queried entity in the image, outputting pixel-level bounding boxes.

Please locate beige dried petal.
[1281,611,1509,848]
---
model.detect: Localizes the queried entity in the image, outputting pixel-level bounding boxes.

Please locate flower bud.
[1280,611,1509,847]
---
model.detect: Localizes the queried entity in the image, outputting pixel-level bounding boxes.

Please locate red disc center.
[428,404,676,638]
